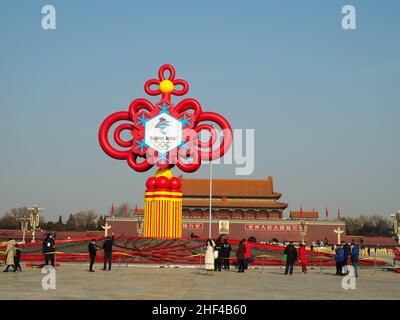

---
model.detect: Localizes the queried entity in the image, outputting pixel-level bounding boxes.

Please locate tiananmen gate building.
[107,176,348,244]
[181,176,287,220]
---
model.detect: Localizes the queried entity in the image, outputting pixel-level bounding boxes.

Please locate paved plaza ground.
[0,264,399,300]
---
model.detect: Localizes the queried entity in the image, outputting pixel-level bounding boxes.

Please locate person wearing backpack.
[351,240,360,278]
[283,242,298,275]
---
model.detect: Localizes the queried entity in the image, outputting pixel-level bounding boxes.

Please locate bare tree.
[71,211,98,230]
[0,207,30,229]
[343,215,394,237]
[114,204,132,216]
[0,208,101,231]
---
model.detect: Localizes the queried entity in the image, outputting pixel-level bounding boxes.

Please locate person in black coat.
[102,233,114,271]
[88,239,98,272]
[14,244,22,272]
[214,239,223,272]
[283,242,298,275]
[42,233,56,267]
[221,239,232,270]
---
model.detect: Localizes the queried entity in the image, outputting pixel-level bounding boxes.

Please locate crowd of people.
[0,234,365,277]
[334,240,360,277]
[203,237,362,277]
[2,232,116,272]
[205,237,252,275]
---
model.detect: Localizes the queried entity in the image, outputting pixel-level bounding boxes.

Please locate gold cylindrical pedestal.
[144,190,182,238]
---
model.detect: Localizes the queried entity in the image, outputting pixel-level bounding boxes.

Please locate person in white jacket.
[3,240,16,272]
[204,239,215,276]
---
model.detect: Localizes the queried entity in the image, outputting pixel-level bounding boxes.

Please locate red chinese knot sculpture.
[98,64,232,173]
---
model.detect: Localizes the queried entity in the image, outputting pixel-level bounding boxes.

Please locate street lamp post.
[137,216,144,237]
[28,204,43,243]
[334,226,344,245]
[101,221,111,237]
[18,216,30,243]
[390,211,400,246]
[300,220,307,244]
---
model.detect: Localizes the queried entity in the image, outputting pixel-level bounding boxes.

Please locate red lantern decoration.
[145,177,156,190]
[155,176,170,190]
[170,177,182,191]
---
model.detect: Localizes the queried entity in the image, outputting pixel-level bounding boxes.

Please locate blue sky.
[0,0,399,220]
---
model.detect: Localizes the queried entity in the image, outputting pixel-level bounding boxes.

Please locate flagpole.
[208,160,213,239]
[300,205,305,244]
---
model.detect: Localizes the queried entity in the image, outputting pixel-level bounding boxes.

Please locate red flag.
[325,208,328,221]
[134,204,138,215]
[123,203,127,216]
[299,205,303,219]
[337,208,340,221]
[111,203,114,215]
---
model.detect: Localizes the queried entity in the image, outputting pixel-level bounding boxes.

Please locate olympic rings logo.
[155,141,171,150]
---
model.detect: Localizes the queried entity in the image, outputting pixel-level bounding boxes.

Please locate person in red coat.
[298,243,308,274]
[243,239,251,270]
